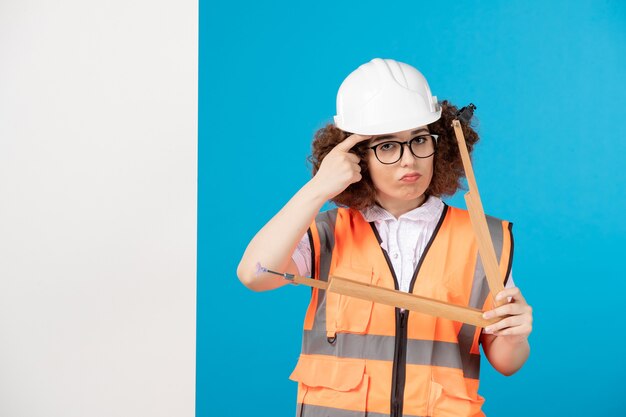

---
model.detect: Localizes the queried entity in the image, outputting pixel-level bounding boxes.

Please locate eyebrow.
[369,128,429,144]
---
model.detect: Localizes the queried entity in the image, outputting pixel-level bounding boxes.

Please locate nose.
[399,142,417,166]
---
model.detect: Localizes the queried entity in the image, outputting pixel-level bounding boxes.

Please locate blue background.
[198,1,626,415]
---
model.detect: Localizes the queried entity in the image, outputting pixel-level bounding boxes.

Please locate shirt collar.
[360,195,444,223]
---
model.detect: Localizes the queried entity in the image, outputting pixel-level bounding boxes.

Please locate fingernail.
[484,327,492,333]
[482,312,490,319]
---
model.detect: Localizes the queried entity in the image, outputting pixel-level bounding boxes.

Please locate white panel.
[0,1,197,416]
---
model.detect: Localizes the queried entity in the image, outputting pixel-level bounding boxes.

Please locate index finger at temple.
[335,133,373,152]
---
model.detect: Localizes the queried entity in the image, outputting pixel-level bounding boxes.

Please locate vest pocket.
[327,266,377,335]
[427,368,485,415]
[289,355,369,415]
[334,292,374,333]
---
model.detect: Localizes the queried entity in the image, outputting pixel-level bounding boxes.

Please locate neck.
[375,194,428,219]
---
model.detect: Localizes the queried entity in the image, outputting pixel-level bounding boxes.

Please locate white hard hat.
[333,58,441,135]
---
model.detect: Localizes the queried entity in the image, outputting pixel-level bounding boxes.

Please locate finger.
[482,302,527,319]
[484,315,526,333]
[491,324,532,337]
[347,153,361,164]
[335,133,373,152]
[495,287,526,304]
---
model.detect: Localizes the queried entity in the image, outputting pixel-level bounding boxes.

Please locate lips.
[400,172,421,180]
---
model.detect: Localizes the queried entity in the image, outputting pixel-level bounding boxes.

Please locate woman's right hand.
[237,132,372,291]
[311,133,372,200]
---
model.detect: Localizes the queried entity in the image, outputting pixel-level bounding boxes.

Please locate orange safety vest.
[289,204,513,417]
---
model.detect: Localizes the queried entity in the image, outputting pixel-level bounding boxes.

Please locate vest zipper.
[391,309,408,417]
[368,220,410,417]
[368,209,448,417]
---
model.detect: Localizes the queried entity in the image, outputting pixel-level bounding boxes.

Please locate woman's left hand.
[482,287,533,344]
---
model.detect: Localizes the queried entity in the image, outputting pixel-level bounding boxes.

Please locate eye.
[411,136,428,145]
[378,142,398,152]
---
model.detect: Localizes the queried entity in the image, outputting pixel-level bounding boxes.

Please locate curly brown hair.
[307,100,479,210]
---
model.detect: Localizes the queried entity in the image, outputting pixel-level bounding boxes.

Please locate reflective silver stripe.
[466,214,505,311]
[466,214,505,309]
[303,330,394,361]
[456,244,486,379]
[486,214,504,260]
[457,215,506,380]
[406,338,480,379]
[298,403,426,417]
[302,330,480,378]
[317,209,338,283]
[311,210,338,334]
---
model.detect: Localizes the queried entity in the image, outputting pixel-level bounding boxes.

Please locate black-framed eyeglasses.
[368,134,439,164]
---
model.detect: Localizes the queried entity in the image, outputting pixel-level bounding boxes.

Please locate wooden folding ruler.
[283,105,508,328]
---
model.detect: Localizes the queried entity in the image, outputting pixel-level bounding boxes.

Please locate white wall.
[0,1,197,416]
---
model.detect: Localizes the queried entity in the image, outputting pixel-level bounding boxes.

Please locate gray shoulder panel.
[314,209,338,280]
[485,214,504,261]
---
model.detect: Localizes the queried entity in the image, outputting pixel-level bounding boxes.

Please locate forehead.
[369,126,430,144]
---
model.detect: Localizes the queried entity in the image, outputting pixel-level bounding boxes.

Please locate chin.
[399,187,427,200]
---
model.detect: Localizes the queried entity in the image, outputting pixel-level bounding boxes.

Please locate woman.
[237,58,532,417]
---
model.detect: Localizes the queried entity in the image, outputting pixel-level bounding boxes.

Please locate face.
[366,126,435,213]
